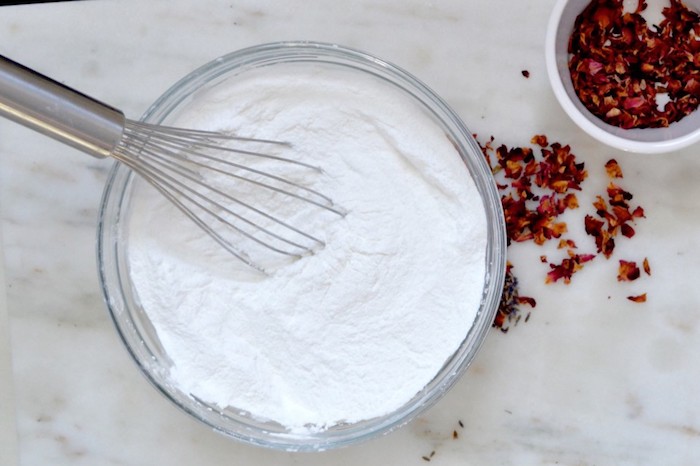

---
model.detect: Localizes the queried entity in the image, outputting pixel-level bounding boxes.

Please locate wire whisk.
[0,55,346,272]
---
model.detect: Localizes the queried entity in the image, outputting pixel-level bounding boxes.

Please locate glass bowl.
[546,0,700,154]
[96,41,506,451]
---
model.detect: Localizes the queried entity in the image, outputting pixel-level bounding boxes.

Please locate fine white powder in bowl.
[127,62,488,433]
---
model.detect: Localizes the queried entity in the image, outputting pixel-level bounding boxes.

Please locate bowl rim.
[545,0,700,154]
[96,41,507,451]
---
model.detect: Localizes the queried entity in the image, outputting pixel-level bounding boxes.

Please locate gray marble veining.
[1,0,700,464]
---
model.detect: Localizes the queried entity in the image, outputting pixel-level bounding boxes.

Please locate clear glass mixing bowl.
[96,41,506,451]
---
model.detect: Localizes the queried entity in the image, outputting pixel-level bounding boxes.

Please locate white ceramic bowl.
[545,0,700,154]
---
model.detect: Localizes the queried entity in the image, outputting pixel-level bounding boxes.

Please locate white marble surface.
[1,0,700,464]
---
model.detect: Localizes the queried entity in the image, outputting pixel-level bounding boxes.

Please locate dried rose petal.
[605,159,623,179]
[531,134,548,147]
[621,223,636,238]
[618,260,641,281]
[593,196,608,217]
[608,183,633,206]
[558,239,578,249]
[612,204,633,224]
[643,257,651,275]
[518,296,537,307]
[564,193,579,209]
[685,78,700,96]
[587,59,604,75]
[584,214,605,236]
[628,293,647,303]
[546,251,595,284]
[600,233,616,258]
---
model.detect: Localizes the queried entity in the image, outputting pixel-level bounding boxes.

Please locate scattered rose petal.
[618,260,641,281]
[628,293,647,303]
[558,239,578,249]
[531,134,548,147]
[546,252,595,284]
[605,159,623,179]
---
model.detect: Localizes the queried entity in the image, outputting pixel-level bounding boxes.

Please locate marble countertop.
[1,0,700,464]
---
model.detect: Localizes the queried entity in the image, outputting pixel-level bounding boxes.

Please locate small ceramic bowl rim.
[545,0,700,154]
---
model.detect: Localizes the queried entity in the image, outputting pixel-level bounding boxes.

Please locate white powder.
[127,63,487,432]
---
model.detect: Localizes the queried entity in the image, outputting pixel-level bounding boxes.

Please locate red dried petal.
[550,179,572,193]
[623,96,648,110]
[628,293,647,303]
[592,5,618,28]
[593,196,608,216]
[601,233,616,258]
[587,59,604,75]
[607,183,633,206]
[621,223,636,238]
[531,134,548,147]
[493,310,506,328]
[517,296,537,307]
[579,253,596,263]
[612,205,633,223]
[537,195,559,216]
[618,260,641,281]
[505,159,523,179]
[533,220,568,245]
[643,257,651,275]
[564,193,579,209]
[585,214,605,236]
[605,159,624,179]
[546,264,569,284]
[684,77,700,97]
[546,253,595,284]
[558,239,578,249]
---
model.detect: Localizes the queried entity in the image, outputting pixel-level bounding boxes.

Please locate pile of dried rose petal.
[479,135,650,332]
[569,0,700,129]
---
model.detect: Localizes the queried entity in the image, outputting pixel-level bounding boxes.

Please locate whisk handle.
[0,54,125,159]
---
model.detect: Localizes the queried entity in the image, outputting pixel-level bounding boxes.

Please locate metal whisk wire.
[0,54,346,272]
[113,122,346,271]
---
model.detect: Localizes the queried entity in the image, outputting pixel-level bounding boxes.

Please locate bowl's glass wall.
[97,42,506,451]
